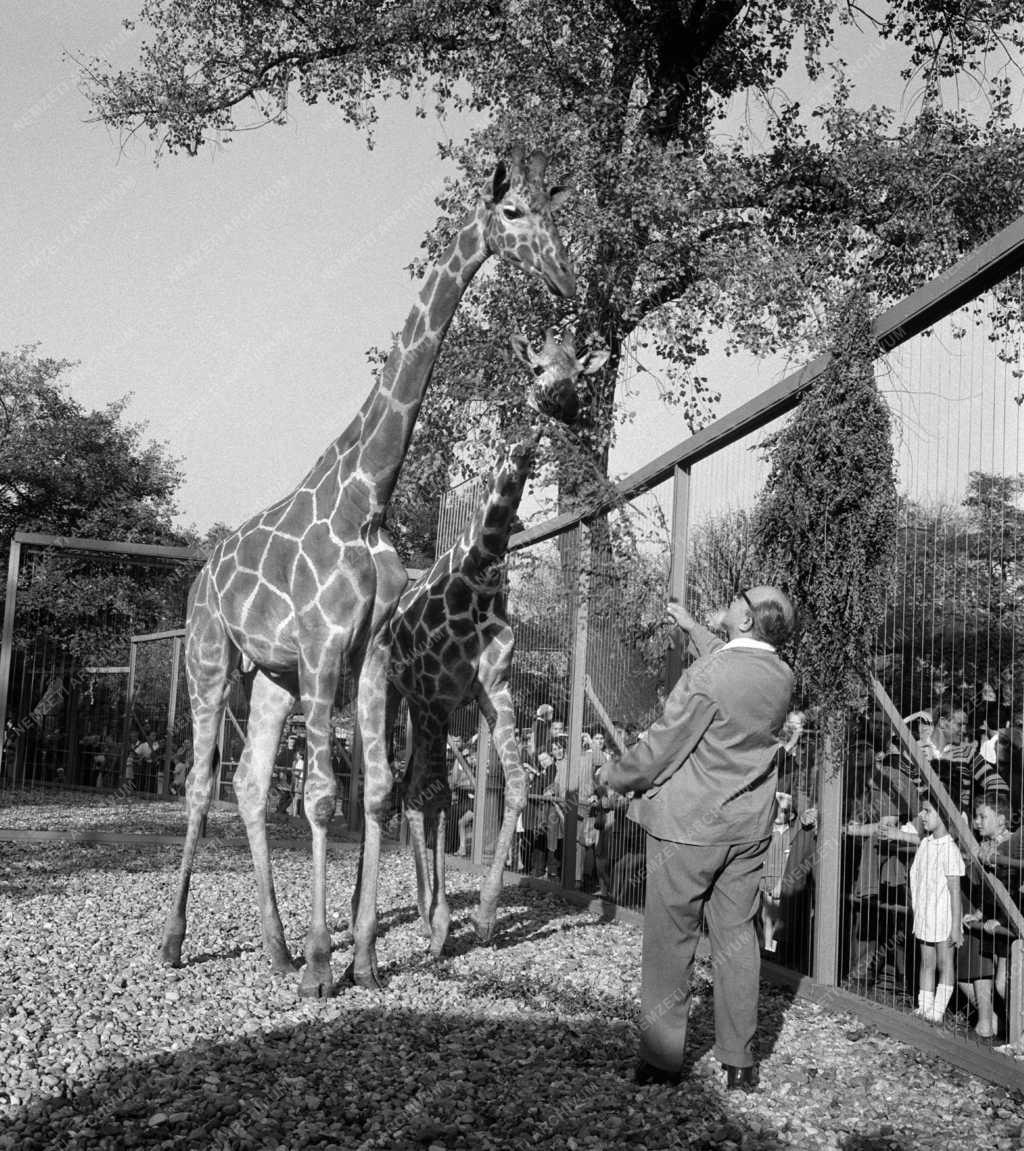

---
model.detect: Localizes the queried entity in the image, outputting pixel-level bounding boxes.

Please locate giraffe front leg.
[427,800,452,957]
[403,722,451,949]
[405,805,433,939]
[473,679,524,943]
[406,725,452,956]
[345,650,391,990]
[234,673,298,976]
[297,697,339,999]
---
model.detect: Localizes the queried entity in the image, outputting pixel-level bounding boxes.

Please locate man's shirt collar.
[722,637,776,652]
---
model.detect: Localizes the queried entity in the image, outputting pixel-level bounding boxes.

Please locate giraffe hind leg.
[473,678,525,944]
[404,721,452,957]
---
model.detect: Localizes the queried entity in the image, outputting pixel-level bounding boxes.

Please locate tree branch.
[624,217,755,330]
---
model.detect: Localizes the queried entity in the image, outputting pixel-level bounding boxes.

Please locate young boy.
[958,796,1015,1039]
[760,782,817,959]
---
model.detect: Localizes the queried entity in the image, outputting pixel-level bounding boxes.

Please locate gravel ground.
[1,798,1023,1150]
[0,788,358,843]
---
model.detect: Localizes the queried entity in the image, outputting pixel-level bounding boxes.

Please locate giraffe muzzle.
[544,263,576,298]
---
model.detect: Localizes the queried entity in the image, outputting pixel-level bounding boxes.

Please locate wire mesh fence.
[0,540,196,802]
[433,260,1024,1063]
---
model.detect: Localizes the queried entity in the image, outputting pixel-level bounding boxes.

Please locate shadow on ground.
[0,1004,795,1151]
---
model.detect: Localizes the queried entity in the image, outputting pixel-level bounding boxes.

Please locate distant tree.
[0,346,187,556]
[0,345,197,667]
[883,473,1024,716]
[685,508,762,625]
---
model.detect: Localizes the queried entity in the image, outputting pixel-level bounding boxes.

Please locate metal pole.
[471,714,490,866]
[666,463,692,691]
[563,524,590,890]
[161,635,182,798]
[812,724,844,988]
[122,638,138,789]
[0,538,23,760]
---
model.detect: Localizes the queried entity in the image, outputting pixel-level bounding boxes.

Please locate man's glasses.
[739,589,755,614]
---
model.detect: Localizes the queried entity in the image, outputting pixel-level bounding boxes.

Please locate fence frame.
[0,532,202,773]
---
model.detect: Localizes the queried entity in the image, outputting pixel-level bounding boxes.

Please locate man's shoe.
[634,1060,682,1086]
[723,1064,757,1091]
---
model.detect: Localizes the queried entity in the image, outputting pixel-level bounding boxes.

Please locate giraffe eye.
[501,205,524,220]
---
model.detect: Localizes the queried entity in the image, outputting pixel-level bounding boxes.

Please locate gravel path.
[1,806,1023,1150]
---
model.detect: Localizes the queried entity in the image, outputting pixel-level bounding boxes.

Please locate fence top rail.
[13,532,204,562]
[131,629,186,643]
[508,211,1024,552]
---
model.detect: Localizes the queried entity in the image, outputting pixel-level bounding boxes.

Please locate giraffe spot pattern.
[174,150,578,984]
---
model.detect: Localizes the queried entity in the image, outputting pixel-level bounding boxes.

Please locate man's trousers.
[638,834,770,1071]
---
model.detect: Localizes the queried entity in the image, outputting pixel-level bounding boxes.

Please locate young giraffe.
[159,147,575,997]
[376,327,608,956]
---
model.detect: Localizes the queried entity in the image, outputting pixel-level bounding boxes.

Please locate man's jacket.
[603,623,793,846]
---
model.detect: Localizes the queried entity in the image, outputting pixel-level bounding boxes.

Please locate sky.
[1,3,995,536]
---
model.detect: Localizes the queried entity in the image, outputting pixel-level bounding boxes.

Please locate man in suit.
[598,587,796,1090]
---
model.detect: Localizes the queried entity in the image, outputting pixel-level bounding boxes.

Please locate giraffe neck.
[459,426,542,573]
[305,206,491,523]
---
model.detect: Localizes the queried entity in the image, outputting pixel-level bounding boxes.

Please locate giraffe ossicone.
[158,144,577,998]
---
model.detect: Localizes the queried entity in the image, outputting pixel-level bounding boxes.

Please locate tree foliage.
[83,2,1024,553]
[0,346,187,554]
[883,474,1024,716]
[685,508,762,624]
[0,346,197,666]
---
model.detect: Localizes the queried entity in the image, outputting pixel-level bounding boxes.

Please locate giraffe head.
[481,145,576,298]
[510,326,610,424]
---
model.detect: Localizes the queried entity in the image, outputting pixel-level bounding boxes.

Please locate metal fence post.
[563,525,590,890]
[0,538,22,767]
[813,724,844,988]
[471,712,492,866]
[122,635,138,785]
[666,463,691,692]
[161,635,182,798]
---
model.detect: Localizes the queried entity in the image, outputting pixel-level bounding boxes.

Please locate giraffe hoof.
[473,918,496,944]
[344,961,384,991]
[270,954,300,975]
[159,936,184,967]
[298,975,336,999]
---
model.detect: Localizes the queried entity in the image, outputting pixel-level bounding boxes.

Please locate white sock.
[916,989,935,1017]
[929,984,954,1022]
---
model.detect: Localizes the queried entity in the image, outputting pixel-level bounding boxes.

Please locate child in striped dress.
[909,799,965,1023]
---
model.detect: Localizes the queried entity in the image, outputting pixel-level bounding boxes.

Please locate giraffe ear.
[484,160,512,206]
[548,185,572,211]
[509,332,534,367]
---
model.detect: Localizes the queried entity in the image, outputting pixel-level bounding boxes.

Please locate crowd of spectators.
[841,698,1023,1044]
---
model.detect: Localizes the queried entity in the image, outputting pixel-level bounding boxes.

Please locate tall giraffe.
[375,328,608,956]
[159,147,576,997]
